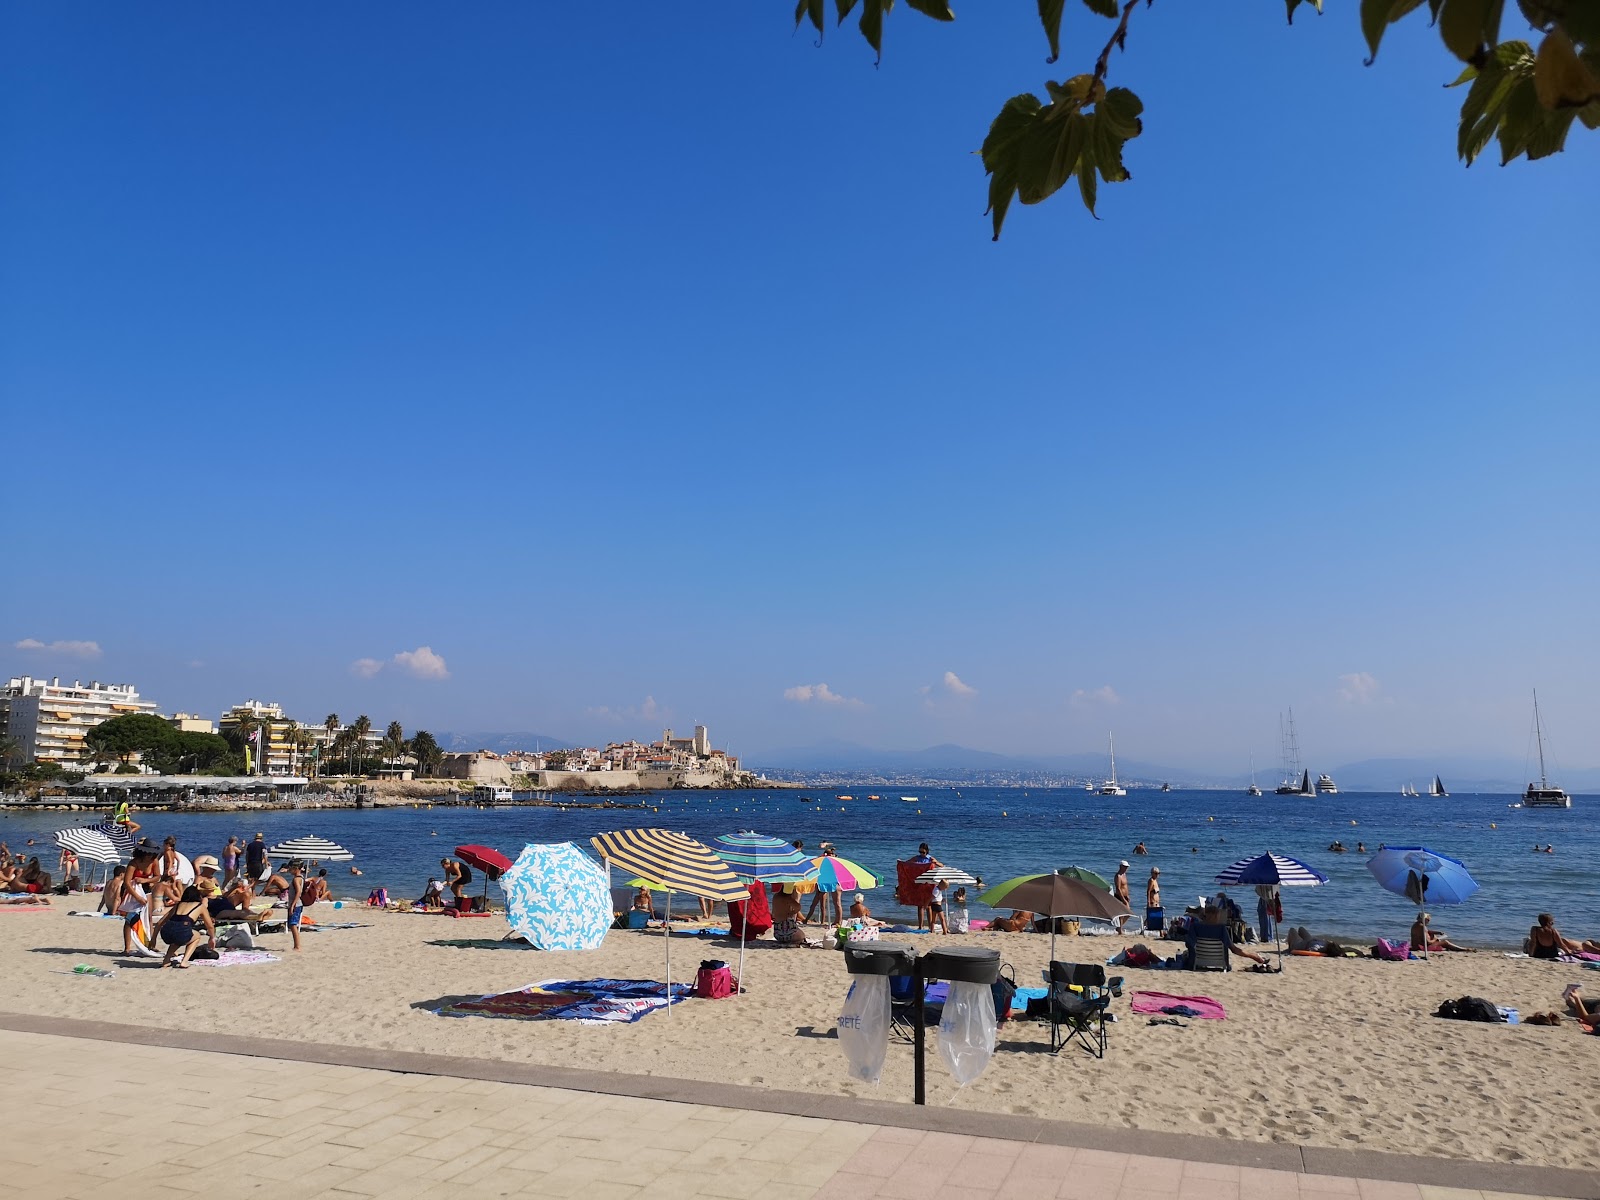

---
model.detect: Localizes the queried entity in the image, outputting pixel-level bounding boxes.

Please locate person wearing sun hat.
[191,854,222,898]
[1113,860,1131,906]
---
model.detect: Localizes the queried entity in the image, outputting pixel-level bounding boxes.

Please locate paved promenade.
[0,1017,1589,1200]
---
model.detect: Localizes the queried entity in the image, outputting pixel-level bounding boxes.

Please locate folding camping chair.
[889,975,946,1043]
[1045,962,1116,1058]
[1186,922,1233,972]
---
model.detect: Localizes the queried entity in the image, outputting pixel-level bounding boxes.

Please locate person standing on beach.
[1145,866,1162,932]
[909,843,940,931]
[221,837,240,884]
[285,861,306,952]
[245,833,268,891]
[1113,861,1131,906]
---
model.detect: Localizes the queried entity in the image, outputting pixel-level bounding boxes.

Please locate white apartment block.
[0,676,159,766]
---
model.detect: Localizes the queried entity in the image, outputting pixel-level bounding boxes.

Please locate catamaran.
[1524,692,1571,808]
[1097,733,1127,796]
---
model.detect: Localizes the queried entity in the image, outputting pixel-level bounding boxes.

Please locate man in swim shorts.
[284,861,305,952]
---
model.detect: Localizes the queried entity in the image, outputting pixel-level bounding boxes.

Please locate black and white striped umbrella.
[87,821,135,859]
[268,835,353,862]
[54,827,124,865]
[914,864,978,886]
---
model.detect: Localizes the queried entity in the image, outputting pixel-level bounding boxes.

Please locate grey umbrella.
[978,871,1132,964]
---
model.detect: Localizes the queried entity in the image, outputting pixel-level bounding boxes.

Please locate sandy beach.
[2,900,1596,1172]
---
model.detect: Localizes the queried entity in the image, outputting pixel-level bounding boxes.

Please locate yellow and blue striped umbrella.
[590,828,748,902]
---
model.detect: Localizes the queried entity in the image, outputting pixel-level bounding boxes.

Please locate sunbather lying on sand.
[1563,985,1599,1031]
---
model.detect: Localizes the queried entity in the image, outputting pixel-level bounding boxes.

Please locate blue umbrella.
[502,842,611,951]
[711,831,813,998]
[1366,846,1478,959]
[1214,853,1329,969]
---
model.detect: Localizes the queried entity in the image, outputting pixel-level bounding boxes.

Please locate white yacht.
[471,784,513,805]
[1315,773,1338,795]
[1246,753,1262,797]
[1523,692,1572,808]
[1274,710,1306,795]
[1097,733,1127,797]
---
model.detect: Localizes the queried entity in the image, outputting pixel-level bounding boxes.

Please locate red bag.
[695,965,734,999]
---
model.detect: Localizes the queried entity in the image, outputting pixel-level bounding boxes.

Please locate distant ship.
[1316,773,1338,795]
[1097,733,1127,797]
[1247,754,1262,797]
[900,795,918,803]
[836,794,853,801]
[1523,691,1572,808]
[1159,782,1171,793]
[1401,783,1418,798]
[1428,775,1448,798]
[1274,710,1307,795]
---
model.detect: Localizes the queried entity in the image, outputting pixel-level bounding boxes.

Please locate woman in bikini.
[155,885,216,968]
[1526,913,1598,958]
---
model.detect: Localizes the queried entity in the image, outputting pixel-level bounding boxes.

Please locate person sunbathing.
[848,894,883,927]
[1526,913,1599,959]
[1563,985,1599,1031]
[1411,913,1471,952]
[990,910,1034,933]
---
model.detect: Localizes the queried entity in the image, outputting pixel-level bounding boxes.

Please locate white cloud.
[1338,672,1381,704]
[586,696,666,723]
[392,646,450,680]
[942,671,976,697]
[350,646,450,681]
[783,683,864,708]
[1070,685,1122,708]
[14,638,102,660]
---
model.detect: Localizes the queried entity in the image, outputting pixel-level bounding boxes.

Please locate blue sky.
[3,3,1595,770]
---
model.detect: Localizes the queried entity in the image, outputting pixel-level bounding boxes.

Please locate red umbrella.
[454,844,513,907]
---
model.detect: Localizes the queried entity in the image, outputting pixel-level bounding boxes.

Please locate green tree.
[351,715,372,775]
[546,749,570,771]
[87,713,179,766]
[0,734,23,770]
[795,0,1600,237]
[410,730,443,777]
[384,720,405,767]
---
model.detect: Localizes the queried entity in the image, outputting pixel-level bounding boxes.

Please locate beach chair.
[1186,922,1233,972]
[1045,962,1114,1058]
[888,975,946,1042]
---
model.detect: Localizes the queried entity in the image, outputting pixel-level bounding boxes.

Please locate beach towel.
[1011,985,1048,1016]
[192,950,280,967]
[432,978,690,1025]
[301,922,372,931]
[727,882,772,939]
[1129,991,1227,1019]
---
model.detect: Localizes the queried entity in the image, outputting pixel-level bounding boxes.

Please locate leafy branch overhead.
[793,0,1600,238]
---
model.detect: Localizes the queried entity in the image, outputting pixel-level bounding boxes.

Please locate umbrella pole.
[738,898,747,1002]
[665,889,673,1011]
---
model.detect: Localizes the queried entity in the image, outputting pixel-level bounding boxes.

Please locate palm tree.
[281,720,299,776]
[0,734,23,771]
[292,727,316,778]
[351,714,372,774]
[231,711,262,775]
[384,721,405,768]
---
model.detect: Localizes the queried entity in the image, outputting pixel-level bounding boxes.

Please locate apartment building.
[0,676,159,766]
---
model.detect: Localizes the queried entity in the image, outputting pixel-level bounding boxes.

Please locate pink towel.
[1129,990,1227,1019]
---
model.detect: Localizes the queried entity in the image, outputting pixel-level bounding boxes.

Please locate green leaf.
[1534,29,1600,108]
[858,0,888,59]
[1038,0,1064,61]
[1362,0,1395,61]
[1017,109,1086,203]
[1081,0,1119,17]
[1455,40,1535,161]
[983,94,1043,240]
[1440,0,1494,62]
[904,0,955,20]
[1099,86,1144,138]
[795,0,825,35]
[1087,110,1129,181]
[835,0,859,23]
[1285,0,1324,24]
[1077,139,1099,215]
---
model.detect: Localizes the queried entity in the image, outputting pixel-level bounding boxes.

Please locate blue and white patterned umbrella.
[54,827,124,865]
[502,842,611,952]
[1214,853,1329,888]
[87,822,134,859]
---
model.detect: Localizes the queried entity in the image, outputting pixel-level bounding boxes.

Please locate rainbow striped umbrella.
[790,855,877,894]
[711,831,813,882]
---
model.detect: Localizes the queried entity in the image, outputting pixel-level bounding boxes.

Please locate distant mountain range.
[744,739,1600,792]
[433,731,575,754]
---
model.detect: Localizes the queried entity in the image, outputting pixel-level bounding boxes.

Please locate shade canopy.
[455,844,513,881]
[979,873,1131,922]
[590,829,747,902]
[1214,853,1329,888]
[268,836,353,862]
[710,832,813,882]
[1366,846,1479,906]
[54,827,124,865]
[502,842,611,951]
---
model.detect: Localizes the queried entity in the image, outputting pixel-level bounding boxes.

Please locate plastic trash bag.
[938,980,996,1086]
[837,976,890,1084]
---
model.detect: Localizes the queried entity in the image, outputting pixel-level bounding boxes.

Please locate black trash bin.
[917,945,1001,986]
[842,941,916,976]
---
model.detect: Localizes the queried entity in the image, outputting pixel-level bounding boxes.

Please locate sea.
[4,787,1594,948]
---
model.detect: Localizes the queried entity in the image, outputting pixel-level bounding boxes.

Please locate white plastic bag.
[937,980,996,1086]
[837,976,890,1084]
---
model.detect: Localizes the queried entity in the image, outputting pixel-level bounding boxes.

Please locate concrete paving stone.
[1056,1166,1134,1199]
[426,1145,528,1184]
[995,1179,1058,1200]
[325,1113,423,1147]
[965,1135,1027,1159]
[878,1161,965,1200]
[1355,1182,1425,1200]
[679,1135,761,1172]
[815,1171,888,1200]
[1125,1154,1187,1185]
[1007,1144,1079,1179]
[1300,1176,1361,1195]
[1075,1148,1133,1172]
[1178,1179,1243,1200]
[1415,1190,1486,1200]
[919,1133,979,1168]
[1184,1162,1244,1182]
[947,1151,1016,1189]
[930,1185,1000,1200]
[772,1156,862,1188]
[843,1137,922,1177]
[404,1125,499,1161]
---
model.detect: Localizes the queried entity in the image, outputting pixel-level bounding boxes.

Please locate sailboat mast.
[1109,733,1117,785]
[1534,690,1548,788]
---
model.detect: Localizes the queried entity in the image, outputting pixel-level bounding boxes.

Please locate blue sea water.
[5,787,1594,948]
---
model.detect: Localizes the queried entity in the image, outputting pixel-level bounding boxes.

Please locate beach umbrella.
[787,855,879,895]
[1365,846,1478,960]
[501,842,611,951]
[915,865,977,886]
[54,827,124,866]
[1056,866,1112,891]
[1214,853,1329,969]
[268,835,354,863]
[979,872,1132,964]
[455,844,512,905]
[87,821,135,859]
[711,831,814,999]
[591,829,747,1004]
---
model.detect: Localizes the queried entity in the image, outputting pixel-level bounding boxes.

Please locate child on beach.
[930,880,948,934]
[949,886,969,934]
[285,862,306,952]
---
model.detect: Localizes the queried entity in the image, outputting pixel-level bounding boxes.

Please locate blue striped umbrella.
[1214,853,1329,888]
[1214,853,1329,970]
[710,831,813,882]
[1366,846,1477,960]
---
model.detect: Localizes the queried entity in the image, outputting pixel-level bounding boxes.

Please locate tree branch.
[1093,0,1143,87]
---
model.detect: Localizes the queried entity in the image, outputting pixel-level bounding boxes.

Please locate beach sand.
[2,901,1596,1170]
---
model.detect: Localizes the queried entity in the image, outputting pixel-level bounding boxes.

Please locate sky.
[2,3,1596,771]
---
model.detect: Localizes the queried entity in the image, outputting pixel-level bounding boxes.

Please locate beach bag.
[470,895,489,914]
[694,965,734,999]
[191,946,219,961]
[1435,996,1502,1023]
[1373,938,1409,961]
[847,924,879,943]
[218,926,255,950]
[990,964,1017,1024]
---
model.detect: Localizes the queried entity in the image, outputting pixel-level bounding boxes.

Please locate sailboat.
[1400,782,1417,797]
[1247,753,1262,797]
[1097,733,1126,796]
[1274,710,1306,795]
[1428,775,1448,798]
[1523,691,1572,808]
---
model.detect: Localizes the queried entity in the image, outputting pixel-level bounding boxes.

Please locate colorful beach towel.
[1129,991,1227,1019]
[432,977,690,1025]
